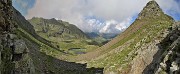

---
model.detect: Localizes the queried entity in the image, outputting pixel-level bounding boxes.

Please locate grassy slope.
[13,8,100,61]
[13,8,59,51]
[85,1,174,73]
[16,28,64,57]
[88,15,173,69]
[16,27,103,74]
[28,17,100,57]
[13,3,102,74]
[76,1,173,61]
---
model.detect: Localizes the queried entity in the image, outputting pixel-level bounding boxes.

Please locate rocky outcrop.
[0,0,35,73]
[142,22,180,74]
[138,0,163,20]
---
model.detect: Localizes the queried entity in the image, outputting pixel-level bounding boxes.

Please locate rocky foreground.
[0,0,34,73]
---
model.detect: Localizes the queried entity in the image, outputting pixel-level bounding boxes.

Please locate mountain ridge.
[27,17,102,52]
[86,1,177,74]
[28,17,88,39]
[76,0,173,61]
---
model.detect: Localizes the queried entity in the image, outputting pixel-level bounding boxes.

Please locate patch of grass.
[87,11,174,72]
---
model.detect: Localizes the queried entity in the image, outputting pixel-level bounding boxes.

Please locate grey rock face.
[138,0,163,20]
[144,22,180,74]
[0,0,35,74]
[158,22,180,74]
[13,39,28,54]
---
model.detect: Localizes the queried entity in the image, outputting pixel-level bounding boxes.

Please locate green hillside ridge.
[28,17,103,55]
[28,17,87,39]
[13,8,59,51]
[86,1,175,73]
[15,24,103,74]
[12,5,103,61]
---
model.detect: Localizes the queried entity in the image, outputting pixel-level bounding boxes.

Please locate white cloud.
[156,0,180,15]
[26,0,180,33]
[115,18,132,31]
[85,19,104,32]
[99,20,120,34]
[99,18,131,34]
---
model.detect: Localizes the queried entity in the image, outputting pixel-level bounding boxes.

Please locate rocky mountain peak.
[87,0,175,73]
[138,0,163,19]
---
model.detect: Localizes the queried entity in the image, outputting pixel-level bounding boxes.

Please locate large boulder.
[14,39,28,54]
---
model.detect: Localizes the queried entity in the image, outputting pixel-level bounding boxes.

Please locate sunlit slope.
[87,1,174,73]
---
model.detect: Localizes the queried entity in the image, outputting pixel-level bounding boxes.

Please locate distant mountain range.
[28,17,88,40]
[27,17,119,40]
[85,32,118,39]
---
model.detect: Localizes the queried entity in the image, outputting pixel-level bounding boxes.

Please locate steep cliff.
[0,0,35,73]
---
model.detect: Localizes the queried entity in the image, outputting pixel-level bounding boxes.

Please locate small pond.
[68,48,87,54]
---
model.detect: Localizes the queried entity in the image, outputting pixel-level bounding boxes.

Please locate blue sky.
[12,0,35,16]
[13,0,180,34]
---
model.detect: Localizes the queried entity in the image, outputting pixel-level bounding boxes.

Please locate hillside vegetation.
[86,1,175,74]
[28,17,102,56]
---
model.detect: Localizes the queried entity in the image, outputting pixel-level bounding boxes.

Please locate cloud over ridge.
[24,0,180,33]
